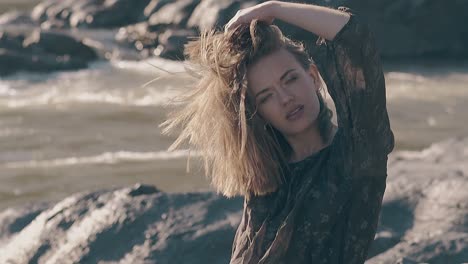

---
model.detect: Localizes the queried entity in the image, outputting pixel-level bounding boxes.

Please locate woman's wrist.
[265,1,280,19]
[258,1,350,41]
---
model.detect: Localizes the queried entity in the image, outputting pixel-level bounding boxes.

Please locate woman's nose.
[277,87,294,105]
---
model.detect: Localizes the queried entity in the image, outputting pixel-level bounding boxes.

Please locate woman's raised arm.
[225,1,350,41]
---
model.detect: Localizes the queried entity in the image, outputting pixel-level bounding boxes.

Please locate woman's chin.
[279,120,315,136]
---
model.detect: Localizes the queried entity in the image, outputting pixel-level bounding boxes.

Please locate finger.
[224,20,238,33]
[225,11,240,32]
[224,22,232,33]
[224,17,235,31]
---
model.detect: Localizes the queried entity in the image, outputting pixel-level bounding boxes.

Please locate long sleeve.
[314,7,395,263]
[314,6,395,165]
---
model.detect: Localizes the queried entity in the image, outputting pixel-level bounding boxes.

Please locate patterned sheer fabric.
[230,6,395,264]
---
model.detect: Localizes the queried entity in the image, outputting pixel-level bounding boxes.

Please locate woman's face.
[247,48,321,137]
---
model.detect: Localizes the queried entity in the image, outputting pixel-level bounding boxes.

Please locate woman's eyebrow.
[254,68,296,100]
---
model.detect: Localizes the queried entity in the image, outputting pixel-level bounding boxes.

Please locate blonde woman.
[160,1,394,263]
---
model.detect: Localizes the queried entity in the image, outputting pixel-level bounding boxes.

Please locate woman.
[160,1,394,263]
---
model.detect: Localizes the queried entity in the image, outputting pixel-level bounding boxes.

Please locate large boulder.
[0,30,97,76]
[0,48,89,76]
[148,0,201,28]
[143,0,173,18]
[31,0,152,29]
[69,0,151,28]
[115,22,160,58]
[347,0,468,59]
[30,0,63,23]
[366,136,468,263]
[0,11,35,26]
[18,0,468,62]
[0,184,243,264]
[287,0,468,59]
[30,0,93,27]
[187,0,242,31]
[154,28,197,60]
[23,29,97,60]
[0,31,25,51]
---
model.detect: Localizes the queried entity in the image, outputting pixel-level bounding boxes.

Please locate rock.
[81,37,142,61]
[127,183,160,196]
[0,31,25,51]
[0,48,89,76]
[30,0,61,23]
[22,0,468,61]
[154,28,197,60]
[32,0,151,29]
[187,0,240,31]
[0,183,243,264]
[354,0,468,59]
[366,136,468,263]
[68,9,92,28]
[0,11,35,26]
[0,29,97,76]
[30,0,93,27]
[148,0,201,28]
[39,19,67,30]
[23,30,97,60]
[115,22,159,52]
[44,0,74,24]
[395,258,420,264]
[0,203,48,246]
[143,0,172,18]
[183,0,257,33]
[114,22,164,58]
[70,7,123,28]
[326,0,468,59]
[70,0,151,28]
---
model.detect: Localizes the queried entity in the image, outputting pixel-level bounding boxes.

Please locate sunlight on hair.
[158,20,334,199]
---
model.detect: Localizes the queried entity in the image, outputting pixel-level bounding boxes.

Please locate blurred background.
[1,0,467,213]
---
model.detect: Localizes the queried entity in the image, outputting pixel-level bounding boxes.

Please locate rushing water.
[1,58,468,211]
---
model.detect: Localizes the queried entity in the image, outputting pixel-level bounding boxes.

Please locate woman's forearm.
[268,1,350,41]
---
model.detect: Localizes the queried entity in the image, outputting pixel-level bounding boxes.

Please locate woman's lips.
[286,105,304,121]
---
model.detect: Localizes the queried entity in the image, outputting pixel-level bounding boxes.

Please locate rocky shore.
[1,0,468,76]
[1,136,467,263]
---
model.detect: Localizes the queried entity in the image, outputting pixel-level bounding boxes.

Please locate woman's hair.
[159,20,333,199]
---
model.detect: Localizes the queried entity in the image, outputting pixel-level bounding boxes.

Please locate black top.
[230,6,395,264]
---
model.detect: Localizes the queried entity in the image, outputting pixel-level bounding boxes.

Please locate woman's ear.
[308,64,320,90]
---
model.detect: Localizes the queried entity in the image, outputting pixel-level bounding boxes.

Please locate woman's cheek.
[261,102,279,125]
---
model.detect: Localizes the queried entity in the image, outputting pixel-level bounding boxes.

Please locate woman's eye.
[259,94,272,104]
[285,76,298,84]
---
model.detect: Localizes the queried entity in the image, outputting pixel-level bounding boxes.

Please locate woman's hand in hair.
[224,1,277,33]
[226,1,350,41]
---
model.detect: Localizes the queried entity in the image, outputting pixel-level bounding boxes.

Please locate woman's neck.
[286,124,337,163]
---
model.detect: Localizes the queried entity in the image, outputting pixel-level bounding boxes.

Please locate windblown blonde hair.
[159,20,333,199]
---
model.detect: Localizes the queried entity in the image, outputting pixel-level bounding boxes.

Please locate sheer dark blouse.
[230,6,395,264]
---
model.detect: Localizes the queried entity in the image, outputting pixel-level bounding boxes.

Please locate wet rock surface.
[1,137,467,263]
[0,30,97,76]
[0,184,243,264]
[366,136,468,263]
